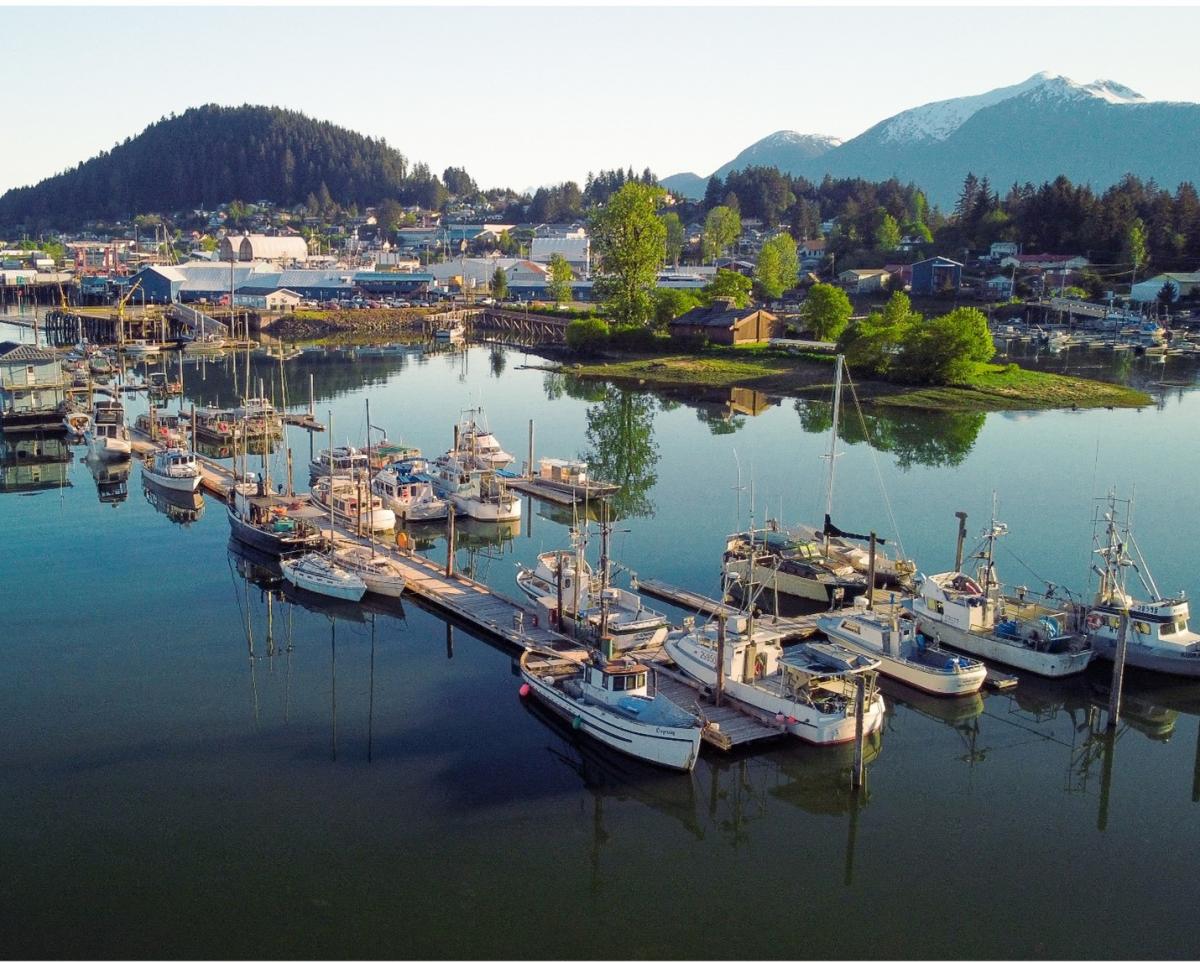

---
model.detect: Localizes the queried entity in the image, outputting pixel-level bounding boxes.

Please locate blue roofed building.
[127,265,186,304]
[910,256,963,295]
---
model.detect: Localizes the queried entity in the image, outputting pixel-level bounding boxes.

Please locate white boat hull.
[142,467,202,493]
[280,555,367,601]
[725,556,864,604]
[1089,636,1200,678]
[913,618,1092,677]
[664,635,884,745]
[820,632,985,696]
[451,493,520,521]
[521,667,700,771]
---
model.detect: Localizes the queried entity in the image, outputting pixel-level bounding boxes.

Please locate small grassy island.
[562,351,1151,412]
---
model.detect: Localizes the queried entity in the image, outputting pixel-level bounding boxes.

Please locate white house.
[989,242,1019,260]
[986,275,1014,298]
[530,235,590,274]
[234,286,303,310]
[838,268,890,294]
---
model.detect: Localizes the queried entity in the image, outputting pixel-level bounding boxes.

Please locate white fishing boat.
[311,476,397,532]
[817,600,987,696]
[535,458,620,500]
[1083,493,1200,677]
[141,446,202,493]
[519,649,703,771]
[434,321,466,343]
[280,552,367,601]
[664,617,885,745]
[905,509,1092,678]
[371,460,449,521]
[332,544,406,598]
[453,407,513,469]
[86,398,132,461]
[121,339,163,357]
[424,453,520,521]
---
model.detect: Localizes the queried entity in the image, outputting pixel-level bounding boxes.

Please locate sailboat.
[1083,492,1200,677]
[723,355,915,604]
[328,401,407,598]
[281,410,368,602]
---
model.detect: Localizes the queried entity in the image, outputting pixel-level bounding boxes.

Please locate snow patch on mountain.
[877,72,1146,144]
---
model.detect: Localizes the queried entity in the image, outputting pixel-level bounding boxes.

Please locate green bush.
[609,324,662,352]
[565,317,610,355]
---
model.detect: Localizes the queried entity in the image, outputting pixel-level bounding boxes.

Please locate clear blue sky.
[1,5,1197,195]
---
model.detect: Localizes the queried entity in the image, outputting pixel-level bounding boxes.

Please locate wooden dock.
[638,578,742,619]
[505,477,580,506]
[131,429,235,498]
[282,413,325,432]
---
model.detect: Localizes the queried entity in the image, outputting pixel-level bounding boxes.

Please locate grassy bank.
[564,351,1150,411]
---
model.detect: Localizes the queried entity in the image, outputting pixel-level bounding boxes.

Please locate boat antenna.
[731,448,744,533]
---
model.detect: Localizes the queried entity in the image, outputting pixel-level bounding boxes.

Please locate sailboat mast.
[366,398,374,556]
[823,354,844,552]
[327,410,335,558]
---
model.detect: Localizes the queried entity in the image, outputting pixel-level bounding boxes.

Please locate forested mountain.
[0,105,438,229]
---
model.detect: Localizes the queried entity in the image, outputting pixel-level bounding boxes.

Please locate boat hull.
[87,436,131,461]
[725,556,866,605]
[226,504,323,556]
[281,558,367,602]
[913,618,1092,678]
[451,493,521,521]
[1089,637,1200,678]
[142,467,202,493]
[819,632,984,696]
[520,667,700,772]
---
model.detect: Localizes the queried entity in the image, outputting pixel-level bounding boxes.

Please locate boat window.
[1133,620,1150,635]
[841,620,861,635]
[1162,620,1187,636]
[934,600,945,615]
[636,673,646,689]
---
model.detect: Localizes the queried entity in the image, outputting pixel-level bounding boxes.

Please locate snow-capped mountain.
[662,72,1195,207]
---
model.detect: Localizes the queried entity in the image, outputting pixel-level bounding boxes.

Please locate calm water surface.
[2,315,1199,959]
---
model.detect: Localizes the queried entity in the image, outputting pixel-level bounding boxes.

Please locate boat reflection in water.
[86,454,130,505]
[142,477,205,525]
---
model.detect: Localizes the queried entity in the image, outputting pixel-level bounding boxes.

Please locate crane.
[114,279,142,346]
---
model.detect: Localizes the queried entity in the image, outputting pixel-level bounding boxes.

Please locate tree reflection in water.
[543,373,660,519]
[795,398,986,470]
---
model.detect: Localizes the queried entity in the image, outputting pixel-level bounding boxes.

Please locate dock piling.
[867,533,877,608]
[527,419,534,479]
[1107,610,1131,729]
[852,675,866,790]
[445,508,456,577]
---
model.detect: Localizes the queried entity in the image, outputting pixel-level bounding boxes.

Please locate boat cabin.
[155,448,197,476]
[373,467,435,504]
[1090,598,1198,647]
[912,572,995,632]
[582,659,651,705]
[540,458,589,487]
[313,446,370,476]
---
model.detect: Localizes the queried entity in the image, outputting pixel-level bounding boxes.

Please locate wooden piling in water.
[867,533,877,608]
[1107,610,1131,729]
[852,675,866,790]
[445,508,456,577]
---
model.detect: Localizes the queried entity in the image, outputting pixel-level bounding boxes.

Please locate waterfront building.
[669,300,780,345]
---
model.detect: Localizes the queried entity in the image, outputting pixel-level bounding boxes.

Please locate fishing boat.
[423,453,520,521]
[434,321,466,343]
[516,514,669,651]
[371,459,449,521]
[141,446,202,493]
[518,649,703,772]
[310,446,370,479]
[664,617,885,745]
[280,552,367,601]
[85,398,132,461]
[817,600,987,696]
[311,475,397,532]
[120,339,162,357]
[1083,493,1200,677]
[452,407,513,469]
[134,412,188,447]
[905,509,1092,678]
[226,478,324,555]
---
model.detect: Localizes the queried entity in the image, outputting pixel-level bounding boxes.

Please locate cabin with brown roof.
[668,300,781,345]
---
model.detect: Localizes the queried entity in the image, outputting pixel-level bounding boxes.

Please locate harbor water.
[2,314,1199,959]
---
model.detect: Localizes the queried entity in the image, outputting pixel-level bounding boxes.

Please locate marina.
[3,318,1200,959]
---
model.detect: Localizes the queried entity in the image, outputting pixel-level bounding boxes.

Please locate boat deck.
[131,429,235,498]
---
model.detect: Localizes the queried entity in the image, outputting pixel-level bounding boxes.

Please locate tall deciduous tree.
[1123,217,1148,283]
[800,283,853,341]
[838,291,920,375]
[874,212,901,251]
[702,205,741,262]
[547,253,573,304]
[898,306,994,384]
[702,269,753,308]
[589,182,667,327]
[754,233,800,301]
[661,212,685,267]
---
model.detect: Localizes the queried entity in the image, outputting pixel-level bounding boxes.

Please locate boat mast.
[823,354,844,553]
[327,409,335,558]
[366,398,374,556]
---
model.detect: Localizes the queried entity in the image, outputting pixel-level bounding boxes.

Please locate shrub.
[565,317,610,355]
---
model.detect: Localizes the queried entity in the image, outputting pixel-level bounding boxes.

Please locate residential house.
[998,253,1090,271]
[838,268,890,295]
[0,341,67,432]
[798,238,827,268]
[910,256,963,295]
[989,241,1019,260]
[669,300,781,345]
[985,275,1014,298]
[1130,272,1200,303]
